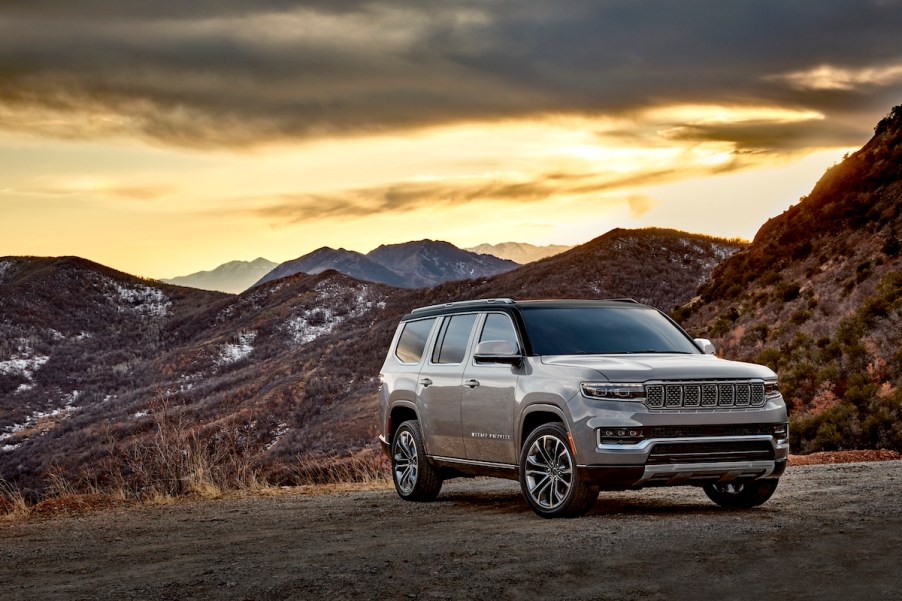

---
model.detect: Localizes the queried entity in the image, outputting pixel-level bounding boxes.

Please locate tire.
[519,423,598,518]
[391,420,443,502]
[703,479,779,509]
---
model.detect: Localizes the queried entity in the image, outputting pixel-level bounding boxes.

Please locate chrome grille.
[665,385,682,408]
[647,386,664,408]
[683,385,700,407]
[718,384,734,407]
[645,381,767,410]
[701,384,717,407]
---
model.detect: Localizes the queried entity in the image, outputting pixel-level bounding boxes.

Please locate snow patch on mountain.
[0,390,80,451]
[0,352,50,384]
[218,331,257,366]
[113,281,171,317]
[285,282,383,345]
[266,423,290,451]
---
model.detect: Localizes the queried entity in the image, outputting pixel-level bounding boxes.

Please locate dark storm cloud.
[1,0,900,148]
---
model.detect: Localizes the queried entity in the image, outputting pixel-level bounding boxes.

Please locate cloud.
[660,119,863,152]
[1,1,901,150]
[769,61,902,91]
[254,173,588,224]
[9,182,172,201]
[252,162,744,226]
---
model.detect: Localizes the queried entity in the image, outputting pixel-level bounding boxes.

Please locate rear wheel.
[391,420,442,502]
[703,479,779,509]
[519,423,598,518]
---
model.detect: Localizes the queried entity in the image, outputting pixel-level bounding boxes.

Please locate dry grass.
[91,397,267,502]
[0,478,30,522]
[293,447,390,487]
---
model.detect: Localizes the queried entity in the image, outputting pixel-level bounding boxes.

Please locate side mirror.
[474,340,522,366]
[694,338,716,355]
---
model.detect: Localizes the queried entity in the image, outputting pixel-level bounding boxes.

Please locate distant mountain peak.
[163,258,278,294]
[465,241,572,264]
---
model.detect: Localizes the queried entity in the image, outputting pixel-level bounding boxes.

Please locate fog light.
[599,427,645,445]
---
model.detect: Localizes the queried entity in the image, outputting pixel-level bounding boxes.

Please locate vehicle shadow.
[434,485,770,518]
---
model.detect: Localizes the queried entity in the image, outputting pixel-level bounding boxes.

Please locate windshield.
[520,306,700,355]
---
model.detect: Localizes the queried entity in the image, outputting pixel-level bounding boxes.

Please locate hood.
[540,353,776,382]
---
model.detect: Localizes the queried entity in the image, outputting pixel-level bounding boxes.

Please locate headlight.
[764,379,782,400]
[581,382,646,401]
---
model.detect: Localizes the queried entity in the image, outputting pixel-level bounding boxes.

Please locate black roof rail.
[607,298,639,304]
[410,298,515,313]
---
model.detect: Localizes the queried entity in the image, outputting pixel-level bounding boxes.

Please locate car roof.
[400,298,649,321]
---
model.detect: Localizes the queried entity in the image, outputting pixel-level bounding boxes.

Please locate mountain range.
[253,239,519,289]
[2,104,901,496]
[164,241,566,295]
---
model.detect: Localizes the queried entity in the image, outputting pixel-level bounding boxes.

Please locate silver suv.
[378,298,788,518]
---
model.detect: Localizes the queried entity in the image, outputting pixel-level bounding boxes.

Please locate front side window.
[478,313,520,352]
[395,318,436,363]
[520,307,699,355]
[432,314,478,364]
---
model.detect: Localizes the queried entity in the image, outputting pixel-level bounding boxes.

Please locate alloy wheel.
[524,434,573,510]
[393,430,418,494]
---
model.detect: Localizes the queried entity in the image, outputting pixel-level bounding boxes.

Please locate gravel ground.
[1,461,901,601]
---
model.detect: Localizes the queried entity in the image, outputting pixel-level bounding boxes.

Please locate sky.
[2,1,902,279]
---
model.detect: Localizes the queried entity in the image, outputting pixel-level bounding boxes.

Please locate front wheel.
[703,479,779,509]
[519,424,598,518]
[391,420,442,502]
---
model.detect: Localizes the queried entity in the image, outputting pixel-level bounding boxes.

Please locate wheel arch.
[519,404,569,450]
[388,401,420,445]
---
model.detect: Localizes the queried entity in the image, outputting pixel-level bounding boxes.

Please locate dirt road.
[2,461,901,600]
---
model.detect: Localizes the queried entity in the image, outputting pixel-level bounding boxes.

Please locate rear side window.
[395,318,436,364]
[432,314,478,364]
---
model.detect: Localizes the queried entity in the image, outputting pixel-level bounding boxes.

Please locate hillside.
[0,257,227,433]
[679,105,902,453]
[0,228,738,493]
[1,264,407,490]
[458,228,744,311]
[163,258,277,294]
[255,240,518,289]
[465,242,572,263]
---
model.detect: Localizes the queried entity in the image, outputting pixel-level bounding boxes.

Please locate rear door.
[461,312,521,464]
[416,313,479,459]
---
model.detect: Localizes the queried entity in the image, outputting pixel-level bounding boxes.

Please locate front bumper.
[578,434,789,489]
[580,457,787,490]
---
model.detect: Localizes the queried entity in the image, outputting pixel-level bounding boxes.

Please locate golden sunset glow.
[1,2,899,278]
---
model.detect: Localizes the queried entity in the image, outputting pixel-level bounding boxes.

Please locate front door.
[461,313,521,465]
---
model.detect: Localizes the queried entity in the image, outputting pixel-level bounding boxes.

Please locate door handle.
[465,379,480,389]
[419,378,433,387]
